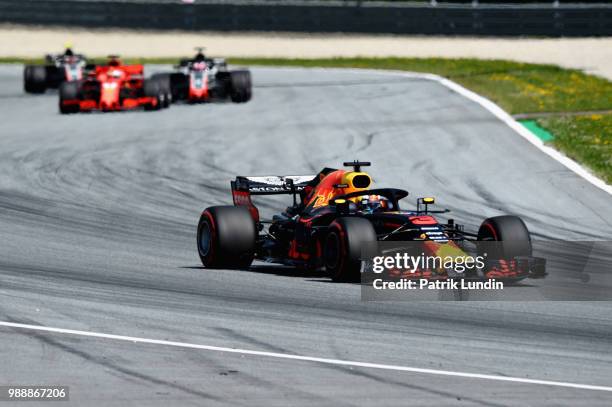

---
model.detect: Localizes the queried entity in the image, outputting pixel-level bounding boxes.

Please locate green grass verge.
[4,56,611,183]
[539,115,612,184]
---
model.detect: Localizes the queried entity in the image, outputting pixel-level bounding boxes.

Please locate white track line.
[2,321,612,393]
[280,66,612,196]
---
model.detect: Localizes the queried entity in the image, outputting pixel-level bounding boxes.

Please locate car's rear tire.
[143,79,161,111]
[229,70,252,103]
[24,65,47,94]
[324,217,377,282]
[59,81,81,114]
[477,215,532,258]
[197,206,256,269]
[169,73,189,101]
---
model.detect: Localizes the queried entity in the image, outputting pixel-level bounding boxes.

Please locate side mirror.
[333,198,350,215]
[417,197,435,213]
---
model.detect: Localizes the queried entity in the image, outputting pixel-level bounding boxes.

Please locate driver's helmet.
[352,194,392,214]
[192,61,207,71]
[109,69,123,78]
[194,51,206,62]
[64,47,74,57]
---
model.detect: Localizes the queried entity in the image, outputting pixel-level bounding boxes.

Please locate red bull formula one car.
[24,47,92,94]
[153,48,251,104]
[197,162,546,282]
[59,56,169,114]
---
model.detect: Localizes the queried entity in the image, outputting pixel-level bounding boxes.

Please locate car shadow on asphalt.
[180,264,351,283]
[179,265,541,290]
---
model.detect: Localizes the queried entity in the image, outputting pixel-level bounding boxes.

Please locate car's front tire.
[143,79,162,111]
[324,217,377,282]
[197,206,256,269]
[477,215,532,259]
[59,81,81,114]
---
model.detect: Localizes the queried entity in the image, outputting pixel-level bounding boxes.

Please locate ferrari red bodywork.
[60,59,160,113]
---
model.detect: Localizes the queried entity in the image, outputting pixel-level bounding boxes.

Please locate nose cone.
[100,83,120,110]
[190,74,209,100]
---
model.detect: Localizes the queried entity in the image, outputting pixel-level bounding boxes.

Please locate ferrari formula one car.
[152,48,251,104]
[59,56,169,114]
[197,162,546,282]
[24,47,93,94]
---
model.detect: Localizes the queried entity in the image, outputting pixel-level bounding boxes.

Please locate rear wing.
[231,175,316,221]
[232,175,316,195]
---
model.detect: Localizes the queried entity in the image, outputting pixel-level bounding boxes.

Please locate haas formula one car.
[153,48,251,104]
[24,46,92,94]
[197,161,546,282]
[59,56,169,114]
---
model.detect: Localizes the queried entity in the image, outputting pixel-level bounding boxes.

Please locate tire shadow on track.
[180,265,334,281]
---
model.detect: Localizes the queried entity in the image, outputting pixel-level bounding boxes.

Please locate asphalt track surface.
[0,65,611,406]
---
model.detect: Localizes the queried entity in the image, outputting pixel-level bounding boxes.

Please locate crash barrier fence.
[0,0,611,36]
